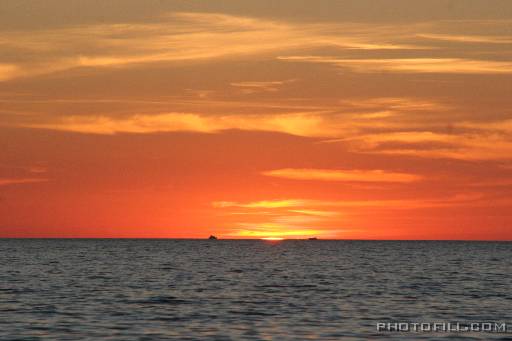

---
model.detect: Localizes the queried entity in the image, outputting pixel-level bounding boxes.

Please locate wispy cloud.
[0,12,422,82]
[262,168,422,183]
[16,96,442,136]
[352,130,512,161]
[213,199,309,209]
[279,56,512,74]
[20,111,339,136]
[460,119,512,133]
[288,209,340,217]
[230,79,296,94]
[214,192,486,238]
[0,178,48,187]
[2,12,510,83]
[417,33,512,44]
[213,193,483,211]
[338,97,452,112]
[16,98,512,161]
[0,64,19,82]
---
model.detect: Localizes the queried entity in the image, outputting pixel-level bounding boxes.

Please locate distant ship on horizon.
[208,235,218,240]
[308,237,318,240]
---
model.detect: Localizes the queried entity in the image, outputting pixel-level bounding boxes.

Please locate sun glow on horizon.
[261,237,285,241]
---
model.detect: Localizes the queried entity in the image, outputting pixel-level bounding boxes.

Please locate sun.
[261,237,284,241]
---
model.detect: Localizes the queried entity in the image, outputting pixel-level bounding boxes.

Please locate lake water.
[0,239,511,340]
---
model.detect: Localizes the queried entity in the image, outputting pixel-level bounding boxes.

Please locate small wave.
[255,284,317,289]
[228,310,278,316]
[138,296,190,305]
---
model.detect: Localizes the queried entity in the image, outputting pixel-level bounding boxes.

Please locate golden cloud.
[417,33,512,44]
[262,168,422,183]
[0,64,19,81]
[21,112,336,136]
[17,96,442,136]
[213,193,483,211]
[213,192,486,239]
[0,12,423,82]
[230,79,296,94]
[17,98,512,161]
[0,178,48,187]
[353,131,512,161]
[278,56,512,74]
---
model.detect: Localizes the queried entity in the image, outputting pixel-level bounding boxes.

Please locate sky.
[1,0,512,239]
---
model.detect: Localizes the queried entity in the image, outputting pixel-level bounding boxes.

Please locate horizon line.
[0,237,510,242]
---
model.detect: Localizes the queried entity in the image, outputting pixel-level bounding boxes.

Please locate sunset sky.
[1,0,512,239]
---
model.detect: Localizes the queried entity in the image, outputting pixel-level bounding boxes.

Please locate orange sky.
[1,1,511,240]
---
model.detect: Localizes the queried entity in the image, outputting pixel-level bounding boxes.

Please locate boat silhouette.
[208,235,218,240]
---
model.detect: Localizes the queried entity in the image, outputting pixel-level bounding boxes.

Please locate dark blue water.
[0,240,511,340]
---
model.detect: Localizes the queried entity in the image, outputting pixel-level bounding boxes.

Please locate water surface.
[0,240,510,340]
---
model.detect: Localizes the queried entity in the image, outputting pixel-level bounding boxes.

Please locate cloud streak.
[213,193,484,211]
[213,192,488,238]
[0,64,19,82]
[353,130,512,161]
[16,97,512,161]
[20,112,339,136]
[13,96,444,136]
[0,12,423,82]
[417,33,512,44]
[0,178,48,187]
[278,56,512,74]
[230,79,296,94]
[262,168,422,183]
